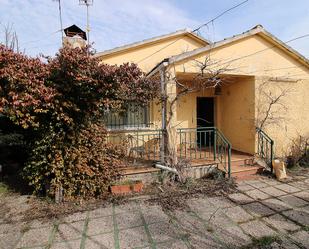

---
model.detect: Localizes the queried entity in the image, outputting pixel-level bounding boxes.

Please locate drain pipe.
[155,163,178,175]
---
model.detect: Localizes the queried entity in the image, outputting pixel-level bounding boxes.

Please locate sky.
[0,0,308,58]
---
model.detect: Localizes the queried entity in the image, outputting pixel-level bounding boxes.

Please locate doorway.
[196,97,215,147]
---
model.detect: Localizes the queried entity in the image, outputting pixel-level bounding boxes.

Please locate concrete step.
[231,157,255,167]
[231,165,264,181]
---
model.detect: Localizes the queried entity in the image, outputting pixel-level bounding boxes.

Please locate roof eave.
[94,29,210,58]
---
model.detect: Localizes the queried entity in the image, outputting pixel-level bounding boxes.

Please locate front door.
[196,97,215,147]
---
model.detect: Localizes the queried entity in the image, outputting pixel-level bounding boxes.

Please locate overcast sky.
[0,0,308,58]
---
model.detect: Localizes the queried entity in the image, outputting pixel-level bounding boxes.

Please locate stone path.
[1,173,309,249]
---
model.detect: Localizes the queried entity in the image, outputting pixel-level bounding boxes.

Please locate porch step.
[231,165,264,181]
[229,156,264,181]
[231,157,255,167]
[120,166,160,176]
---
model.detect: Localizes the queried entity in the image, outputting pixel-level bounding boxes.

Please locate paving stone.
[215,225,251,247]
[278,195,308,208]
[116,211,143,230]
[84,233,114,249]
[0,222,25,234]
[240,220,277,238]
[208,210,236,228]
[274,184,301,193]
[290,230,309,248]
[242,202,275,217]
[302,204,309,213]
[54,220,84,242]
[16,226,51,248]
[208,196,235,209]
[62,212,87,223]
[278,239,301,249]
[283,208,309,226]
[293,191,309,202]
[188,197,215,212]
[173,210,206,233]
[263,214,300,233]
[29,219,54,229]
[87,216,114,235]
[236,184,255,191]
[247,181,269,189]
[244,180,264,186]
[50,239,81,249]
[188,234,224,249]
[262,198,292,212]
[148,221,179,243]
[260,178,279,186]
[140,204,171,224]
[114,202,139,214]
[0,232,21,249]
[118,225,149,248]
[88,206,113,218]
[260,186,287,197]
[228,193,254,204]
[223,206,253,223]
[288,181,309,190]
[245,189,272,200]
[156,240,188,249]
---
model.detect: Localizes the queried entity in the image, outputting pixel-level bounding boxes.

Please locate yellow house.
[96,25,309,179]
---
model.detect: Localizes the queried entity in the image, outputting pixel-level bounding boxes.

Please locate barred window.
[103,102,150,129]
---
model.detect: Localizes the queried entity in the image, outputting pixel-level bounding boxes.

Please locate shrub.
[286,135,309,168]
[0,45,160,199]
[24,124,126,199]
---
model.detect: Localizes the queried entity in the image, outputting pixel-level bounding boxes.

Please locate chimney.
[63,24,87,48]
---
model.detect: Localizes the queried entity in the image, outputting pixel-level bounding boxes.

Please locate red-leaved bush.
[0,45,159,199]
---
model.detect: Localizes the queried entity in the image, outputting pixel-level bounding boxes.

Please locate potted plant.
[110,180,143,195]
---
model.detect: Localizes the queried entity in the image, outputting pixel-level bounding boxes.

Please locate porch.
[104,74,274,181]
[107,128,265,181]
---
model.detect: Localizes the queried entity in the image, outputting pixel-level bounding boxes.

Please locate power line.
[20,30,61,46]
[137,0,250,64]
[192,0,249,32]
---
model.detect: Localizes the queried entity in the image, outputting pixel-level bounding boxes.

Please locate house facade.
[95,25,309,178]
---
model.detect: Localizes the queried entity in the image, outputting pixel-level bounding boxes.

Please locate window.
[104,102,150,129]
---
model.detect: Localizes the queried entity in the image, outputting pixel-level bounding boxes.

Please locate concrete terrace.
[1,172,309,249]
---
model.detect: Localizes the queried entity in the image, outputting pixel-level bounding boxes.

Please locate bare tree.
[158,55,230,178]
[1,23,20,52]
[255,79,293,130]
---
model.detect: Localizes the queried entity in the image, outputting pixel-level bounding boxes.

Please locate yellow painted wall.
[220,78,256,154]
[99,31,309,156]
[171,34,309,155]
[176,87,216,129]
[99,35,206,72]
[255,77,309,156]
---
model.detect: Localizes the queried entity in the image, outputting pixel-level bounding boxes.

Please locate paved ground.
[1,173,309,249]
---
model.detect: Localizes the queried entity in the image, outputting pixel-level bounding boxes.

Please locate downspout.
[160,65,167,164]
[155,163,178,174]
[148,61,179,174]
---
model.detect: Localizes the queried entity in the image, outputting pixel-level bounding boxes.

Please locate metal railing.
[107,129,162,162]
[106,127,232,177]
[177,127,231,177]
[256,127,274,172]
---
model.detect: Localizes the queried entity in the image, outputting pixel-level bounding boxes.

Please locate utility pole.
[53,0,64,44]
[79,0,93,47]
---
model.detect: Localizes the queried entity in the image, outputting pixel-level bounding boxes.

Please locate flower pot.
[132,181,143,192]
[110,180,143,195]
